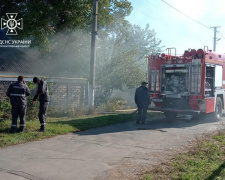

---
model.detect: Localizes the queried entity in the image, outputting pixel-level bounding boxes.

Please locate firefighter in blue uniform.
[32,77,49,132]
[6,76,31,133]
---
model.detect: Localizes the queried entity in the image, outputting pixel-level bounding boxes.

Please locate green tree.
[0,0,132,51]
[95,23,163,105]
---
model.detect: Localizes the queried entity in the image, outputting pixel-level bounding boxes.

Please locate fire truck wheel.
[209,97,222,121]
[164,112,177,120]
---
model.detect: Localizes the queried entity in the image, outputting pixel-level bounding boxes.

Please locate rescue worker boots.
[18,126,25,133]
[10,127,17,133]
[37,125,45,132]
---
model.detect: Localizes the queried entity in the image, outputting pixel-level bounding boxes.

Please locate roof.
[0,31,47,76]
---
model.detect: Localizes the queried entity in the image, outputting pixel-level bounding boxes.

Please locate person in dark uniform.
[134,81,151,124]
[32,77,49,132]
[6,76,31,133]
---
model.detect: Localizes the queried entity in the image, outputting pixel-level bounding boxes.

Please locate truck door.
[205,64,215,98]
[205,64,215,113]
[204,64,223,113]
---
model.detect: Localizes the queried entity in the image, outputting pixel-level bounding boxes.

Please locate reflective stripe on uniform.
[10,93,25,96]
[13,86,25,89]
[11,124,17,127]
[19,124,26,126]
[41,123,46,125]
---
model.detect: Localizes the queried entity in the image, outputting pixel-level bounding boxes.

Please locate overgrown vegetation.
[96,97,130,112]
[0,98,39,122]
[0,98,11,120]
[141,129,225,180]
[47,107,89,117]
[26,81,39,120]
[0,93,133,121]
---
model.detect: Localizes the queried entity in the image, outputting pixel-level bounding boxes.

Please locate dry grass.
[140,129,225,180]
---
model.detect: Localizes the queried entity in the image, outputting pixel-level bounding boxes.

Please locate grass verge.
[0,111,162,148]
[141,129,225,180]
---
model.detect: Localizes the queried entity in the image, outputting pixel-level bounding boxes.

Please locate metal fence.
[0,76,88,108]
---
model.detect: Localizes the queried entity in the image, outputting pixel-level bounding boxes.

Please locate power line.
[131,1,174,29]
[131,0,225,51]
[217,32,225,40]
[139,0,161,14]
[132,0,212,35]
[143,0,160,9]
[160,0,225,47]
[160,0,212,31]
[131,1,155,17]
[133,0,225,39]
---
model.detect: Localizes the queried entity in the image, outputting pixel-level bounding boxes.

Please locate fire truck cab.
[148,47,225,121]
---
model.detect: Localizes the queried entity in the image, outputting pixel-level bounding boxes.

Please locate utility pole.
[88,0,98,113]
[210,26,221,52]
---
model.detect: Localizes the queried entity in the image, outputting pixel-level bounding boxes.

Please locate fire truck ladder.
[166,48,176,60]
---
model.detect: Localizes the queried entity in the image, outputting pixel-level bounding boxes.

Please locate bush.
[47,106,88,117]
[26,96,39,120]
[0,98,11,121]
[97,97,128,112]
[26,81,39,120]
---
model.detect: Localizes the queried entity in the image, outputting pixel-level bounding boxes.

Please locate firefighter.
[6,76,31,133]
[32,77,49,132]
[134,81,151,124]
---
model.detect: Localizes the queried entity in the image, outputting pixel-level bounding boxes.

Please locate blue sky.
[126,0,225,55]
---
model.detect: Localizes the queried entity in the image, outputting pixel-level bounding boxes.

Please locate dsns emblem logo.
[1,13,23,35]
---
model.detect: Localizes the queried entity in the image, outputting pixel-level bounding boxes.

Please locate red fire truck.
[148,47,225,121]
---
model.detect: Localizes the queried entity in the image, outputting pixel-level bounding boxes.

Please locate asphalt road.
[0,113,225,180]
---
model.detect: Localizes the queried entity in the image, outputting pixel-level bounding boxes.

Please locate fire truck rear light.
[196,95,203,99]
[190,95,203,99]
[197,49,204,55]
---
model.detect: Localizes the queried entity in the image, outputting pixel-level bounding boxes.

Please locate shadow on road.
[78,114,225,136]
[48,112,225,136]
